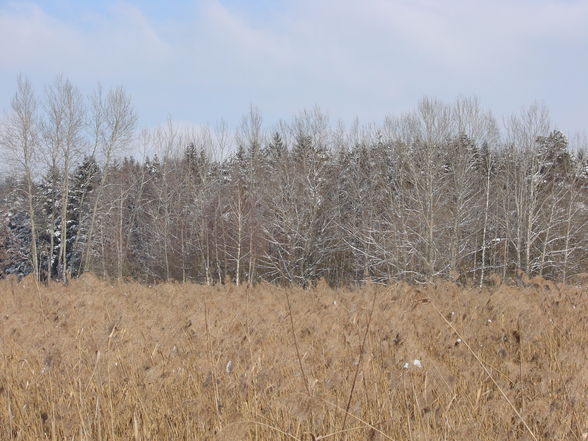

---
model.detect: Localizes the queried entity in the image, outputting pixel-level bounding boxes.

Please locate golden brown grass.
[0,275,586,440]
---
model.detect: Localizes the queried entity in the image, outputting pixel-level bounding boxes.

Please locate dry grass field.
[0,275,586,440]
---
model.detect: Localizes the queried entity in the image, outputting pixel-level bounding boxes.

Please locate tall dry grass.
[0,275,586,440]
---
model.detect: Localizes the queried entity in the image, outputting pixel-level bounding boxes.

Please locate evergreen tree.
[37,166,62,279]
[67,156,100,276]
[36,157,100,279]
[1,185,33,277]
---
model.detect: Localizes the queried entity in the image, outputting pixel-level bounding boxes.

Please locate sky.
[0,0,587,136]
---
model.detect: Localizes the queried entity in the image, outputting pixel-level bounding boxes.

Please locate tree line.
[1,76,587,286]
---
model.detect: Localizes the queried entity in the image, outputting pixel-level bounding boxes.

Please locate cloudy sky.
[1,0,587,134]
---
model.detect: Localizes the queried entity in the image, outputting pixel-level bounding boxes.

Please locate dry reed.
[0,274,586,440]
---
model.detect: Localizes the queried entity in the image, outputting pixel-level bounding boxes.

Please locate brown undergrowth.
[0,275,586,440]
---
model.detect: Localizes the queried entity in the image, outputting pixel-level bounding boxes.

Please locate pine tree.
[37,157,100,279]
[1,183,34,278]
[67,156,100,276]
[37,166,62,280]
[263,132,287,168]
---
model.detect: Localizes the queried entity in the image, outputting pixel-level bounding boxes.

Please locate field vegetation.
[1,275,586,440]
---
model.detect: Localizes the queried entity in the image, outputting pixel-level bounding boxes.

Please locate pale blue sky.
[1,0,587,136]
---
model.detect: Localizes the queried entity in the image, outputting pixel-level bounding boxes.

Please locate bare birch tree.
[83,85,136,273]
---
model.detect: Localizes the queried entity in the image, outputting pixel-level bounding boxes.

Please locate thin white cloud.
[0,0,586,134]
